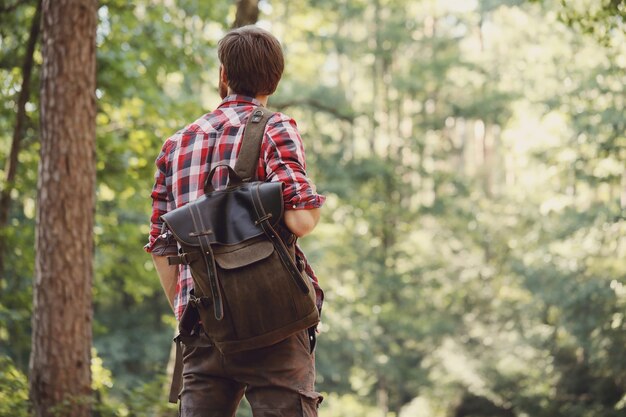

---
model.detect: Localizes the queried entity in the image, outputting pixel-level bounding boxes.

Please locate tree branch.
[271,98,358,123]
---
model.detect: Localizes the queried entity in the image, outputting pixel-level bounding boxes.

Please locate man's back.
[148,94,325,320]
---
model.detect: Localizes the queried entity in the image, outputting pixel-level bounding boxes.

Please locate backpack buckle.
[254,213,272,225]
[251,109,264,123]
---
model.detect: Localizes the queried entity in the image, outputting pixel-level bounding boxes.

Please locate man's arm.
[146,138,178,311]
[152,254,177,311]
[284,207,321,237]
[263,115,325,236]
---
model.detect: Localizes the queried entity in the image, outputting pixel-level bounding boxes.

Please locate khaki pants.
[179,329,322,417]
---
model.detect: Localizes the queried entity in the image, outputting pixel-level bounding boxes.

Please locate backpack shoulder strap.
[234,107,275,182]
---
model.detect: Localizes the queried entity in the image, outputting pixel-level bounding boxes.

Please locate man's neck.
[228,89,269,107]
[255,95,269,107]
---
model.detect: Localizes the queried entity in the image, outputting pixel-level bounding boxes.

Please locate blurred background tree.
[0,0,624,416]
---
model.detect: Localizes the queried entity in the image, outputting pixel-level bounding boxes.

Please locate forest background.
[1,0,625,416]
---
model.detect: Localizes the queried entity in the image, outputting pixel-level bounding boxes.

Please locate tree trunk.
[370,0,382,154]
[30,1,97,416]
[0,0,41,285]
[233,0,259,28]
[619,167,626,210]
[377,377,389,417]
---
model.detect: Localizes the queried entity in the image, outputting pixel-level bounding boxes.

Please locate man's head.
[217,25,285,99]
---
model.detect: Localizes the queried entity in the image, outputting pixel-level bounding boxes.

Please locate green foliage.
[0,0,39,372]
[1,0,625,416]
[105,375,178,417]
[0,356,29,417]
[536,0,626,46]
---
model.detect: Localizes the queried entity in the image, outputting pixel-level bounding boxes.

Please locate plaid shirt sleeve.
[263,114,326,210]
[145,138,177,254]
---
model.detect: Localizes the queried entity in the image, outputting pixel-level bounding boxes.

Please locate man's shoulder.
[267,111,295,125]
[183,109,228,136]
[163,109,230,145]
[164,108,297,147]
[264,111,301,139]
[178,106,290,135]
[264,111,301,141]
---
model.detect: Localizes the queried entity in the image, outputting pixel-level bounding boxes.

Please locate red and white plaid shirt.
[146,95,325,320]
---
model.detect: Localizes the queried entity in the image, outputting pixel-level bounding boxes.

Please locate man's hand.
[152,254,178,311]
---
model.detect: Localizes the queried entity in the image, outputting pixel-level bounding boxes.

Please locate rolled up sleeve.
[145,139,177,254]
[263,115,326,210]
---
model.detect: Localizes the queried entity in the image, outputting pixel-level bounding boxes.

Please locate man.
[145,25,325,416]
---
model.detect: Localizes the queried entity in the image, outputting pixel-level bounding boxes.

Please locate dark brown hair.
[218,26,285,97]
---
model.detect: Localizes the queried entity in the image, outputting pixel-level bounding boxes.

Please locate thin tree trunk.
[30,1,97,416]
[456,117,466,176]
[370,0,381,154]
[0,0,41,283]
[619,162,626,210]
[233,0,259,28]
[377,377,389,417]
[482,122,493,197]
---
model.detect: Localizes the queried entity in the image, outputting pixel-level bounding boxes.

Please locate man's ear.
[220,65,228,86]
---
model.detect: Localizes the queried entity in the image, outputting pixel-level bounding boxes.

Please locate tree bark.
[233,0,258,28]
[30,1,97,416]
[0,0,41,286]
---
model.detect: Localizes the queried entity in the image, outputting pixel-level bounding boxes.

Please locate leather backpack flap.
[213,236,274,270]
[160,203,203,246]
[253,181,284,229]
[160,181,284,247]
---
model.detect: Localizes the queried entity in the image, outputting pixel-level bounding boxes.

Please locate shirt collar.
[218,94,262,108]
